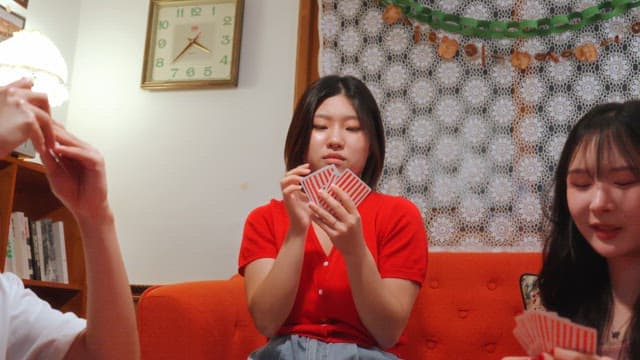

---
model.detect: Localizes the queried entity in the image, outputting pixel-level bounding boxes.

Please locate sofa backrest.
[138,252,542,359]
[396,252,541,359]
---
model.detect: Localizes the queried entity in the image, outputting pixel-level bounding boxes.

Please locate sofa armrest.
[137,274,266,360]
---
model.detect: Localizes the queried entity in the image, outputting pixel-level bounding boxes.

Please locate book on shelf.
[4,218,16,274]
[10,212,32,279]
[40,218,57,282]
[5,213,68,283]
[26,219,39,280]
[29,218,44,281]
[22,215,33,279]
[52,221,68,283]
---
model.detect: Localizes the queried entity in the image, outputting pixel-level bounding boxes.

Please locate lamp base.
[12,139,36,158]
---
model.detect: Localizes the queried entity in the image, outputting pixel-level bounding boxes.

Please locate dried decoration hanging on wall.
[378,0,640,69]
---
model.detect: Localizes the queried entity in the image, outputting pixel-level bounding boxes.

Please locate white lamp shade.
[0,30,69,107]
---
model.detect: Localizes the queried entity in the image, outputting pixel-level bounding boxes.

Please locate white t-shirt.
[0,272,86,359]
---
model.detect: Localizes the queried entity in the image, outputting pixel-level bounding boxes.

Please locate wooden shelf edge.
[2,156,45,173]
[23,279,83,291]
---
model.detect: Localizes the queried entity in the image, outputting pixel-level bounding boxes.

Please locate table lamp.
[0,30,69,157]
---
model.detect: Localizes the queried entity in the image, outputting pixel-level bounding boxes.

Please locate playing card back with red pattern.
[300,165,338,205]
[329,168,371,207]
[513,310,597,356]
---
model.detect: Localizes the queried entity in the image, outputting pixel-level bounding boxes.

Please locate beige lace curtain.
[318,0,640,251]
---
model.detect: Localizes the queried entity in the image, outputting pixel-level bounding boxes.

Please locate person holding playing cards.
[507,101,640,360]
[0,78,140,359]
[238,75,428,359]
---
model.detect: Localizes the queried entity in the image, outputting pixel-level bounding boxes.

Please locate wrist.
[75,204,114,228]
[340,240,369,263]
[286,224,308,241]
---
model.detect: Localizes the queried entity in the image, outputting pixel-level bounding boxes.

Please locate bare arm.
[244,230,306,338]
[244,164,311,338]
[311,186,420,348]
[342,246,420,349]
[40,123,139,360]
[64,210,139,360]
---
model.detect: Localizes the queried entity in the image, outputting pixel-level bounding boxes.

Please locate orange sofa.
[137,252,541,359]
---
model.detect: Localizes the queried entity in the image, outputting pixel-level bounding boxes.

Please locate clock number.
[157,39,167,49]
[204,66,213,77]
[176,8,184,17]
[221,35,231,45]
[211,6,216,16]
[155,58,165,68]
[191,7,202,16]
[158,20,169,30]
[186,67,196,77]
[223,16,233,25]
[171,68,179,78]
[219,55,228,65]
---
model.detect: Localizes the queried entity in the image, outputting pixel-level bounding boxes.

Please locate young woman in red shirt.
[238,75,428,359]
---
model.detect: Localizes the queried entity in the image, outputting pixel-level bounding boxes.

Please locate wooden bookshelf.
[0,156,86,317]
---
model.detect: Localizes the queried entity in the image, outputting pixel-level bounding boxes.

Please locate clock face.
[142,0,243,89]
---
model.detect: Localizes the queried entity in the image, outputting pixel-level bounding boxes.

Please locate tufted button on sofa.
[138,252,541,359]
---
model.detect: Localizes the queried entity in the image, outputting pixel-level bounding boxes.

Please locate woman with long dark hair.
[537,100,640,359]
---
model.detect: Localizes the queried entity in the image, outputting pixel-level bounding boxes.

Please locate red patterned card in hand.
[328,168,371,207]
[301,166,371,209]
[301,165,338,205]
[513,310,597,356]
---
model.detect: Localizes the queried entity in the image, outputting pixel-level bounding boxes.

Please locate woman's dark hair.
[539,100,640,357]
[283,75,385,188]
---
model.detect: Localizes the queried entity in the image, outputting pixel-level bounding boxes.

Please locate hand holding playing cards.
[512,310,599,359]
[311,184,365,256]
[302,164,372,255]
[281,163,312,233]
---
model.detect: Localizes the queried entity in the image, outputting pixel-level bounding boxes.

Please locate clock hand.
[172,32,202,63]
[188,38,211,53]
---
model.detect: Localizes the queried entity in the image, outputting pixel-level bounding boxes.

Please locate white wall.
[26,0,300,284]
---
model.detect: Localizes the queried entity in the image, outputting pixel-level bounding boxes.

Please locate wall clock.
[141,0,244,89]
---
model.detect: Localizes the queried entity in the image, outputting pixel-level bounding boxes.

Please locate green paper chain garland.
[379,0,640,39]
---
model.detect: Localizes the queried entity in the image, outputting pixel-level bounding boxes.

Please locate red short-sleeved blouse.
[238,192,428,351]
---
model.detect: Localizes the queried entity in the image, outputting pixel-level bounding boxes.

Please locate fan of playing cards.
[513,310,598,356]
[301,165,371,209]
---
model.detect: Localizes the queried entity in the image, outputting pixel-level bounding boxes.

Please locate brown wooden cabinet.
[0,156,86,317]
